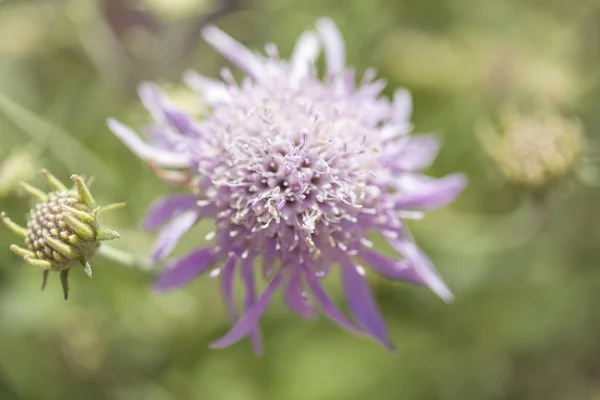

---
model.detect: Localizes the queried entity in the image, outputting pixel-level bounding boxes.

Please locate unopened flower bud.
[478,107,582,187]
[1,169,125,300]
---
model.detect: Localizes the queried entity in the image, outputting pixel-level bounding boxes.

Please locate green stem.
[98,244,152,271]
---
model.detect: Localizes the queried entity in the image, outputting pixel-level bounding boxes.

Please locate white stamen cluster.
[195,75,389,262]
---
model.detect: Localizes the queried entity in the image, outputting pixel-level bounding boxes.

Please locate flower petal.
[107,118,190,168]
[316,18,345,75]
[394,173,467,210]
[359,248,425,286]
[284,271,314,318]
[305,273,363,336]
[138,82,199,136]
[145,125,180,152]
[261,241,277,279]
[137,82,167,123]
[392,88,412,123]
[220,257,238,322]
[154,247,216,291]
[201,25,265,79]
[210,273,283,349]
[241,253,262,355]
[290,31,320,83]
[151,209,199,263]
[380,124,413,142]
[394,134,441,171]
[142,194,198,231]
[389,239,454,303]
[339,258,395,351]
[183,70,231,104]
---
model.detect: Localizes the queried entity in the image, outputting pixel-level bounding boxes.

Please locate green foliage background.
[1,0,600,399]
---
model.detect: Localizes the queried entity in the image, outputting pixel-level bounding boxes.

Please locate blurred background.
[1,0,600,399]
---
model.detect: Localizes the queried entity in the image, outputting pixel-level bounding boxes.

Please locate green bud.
[478,106,582,187]
[1,170,125,300]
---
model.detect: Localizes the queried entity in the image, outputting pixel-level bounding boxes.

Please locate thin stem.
[98,244,152,271]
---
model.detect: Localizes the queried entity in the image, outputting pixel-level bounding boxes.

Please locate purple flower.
[107,18,466,353]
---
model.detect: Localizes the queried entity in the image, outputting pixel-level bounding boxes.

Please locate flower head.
[1,170,125,299]
[478,106,582,187]
[108,18,466,352]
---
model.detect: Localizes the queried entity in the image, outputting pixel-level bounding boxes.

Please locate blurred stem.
[0,91,115,181]
[98,244,152,271]
[72,0,135,90]
[415,193,552,256]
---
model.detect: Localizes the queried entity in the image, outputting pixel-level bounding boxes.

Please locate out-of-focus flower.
[478,106,582,187]
[0,4,46,58]
[108,18,466,352]
[0,144,40,197]
[140,0,213,20]
[1,170,125,299]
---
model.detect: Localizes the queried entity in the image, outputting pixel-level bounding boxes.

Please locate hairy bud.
[1,169,125,299]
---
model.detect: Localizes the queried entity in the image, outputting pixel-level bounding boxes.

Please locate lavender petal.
[210,273,283,349]
[261,242,277,279]
[142,194,198,231]
[201,25,265,79]
[240,253,263,355]
[138,82,198,135]
[359,248,425,286]
[106,118,189,168]
[339,258,396,351]
[305,272,363,336]
[316,18,345,75]
[284,271,314,318]
[137,82,167,124]
[151,209,199,263]
[154,247,216,291]
[183,70,231,103]
[392,88,413,123]
[394,134,441,172]
[219,257,238,322]
[389,239,454,303]
[290,31,320,83]
[394,173,467,210]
